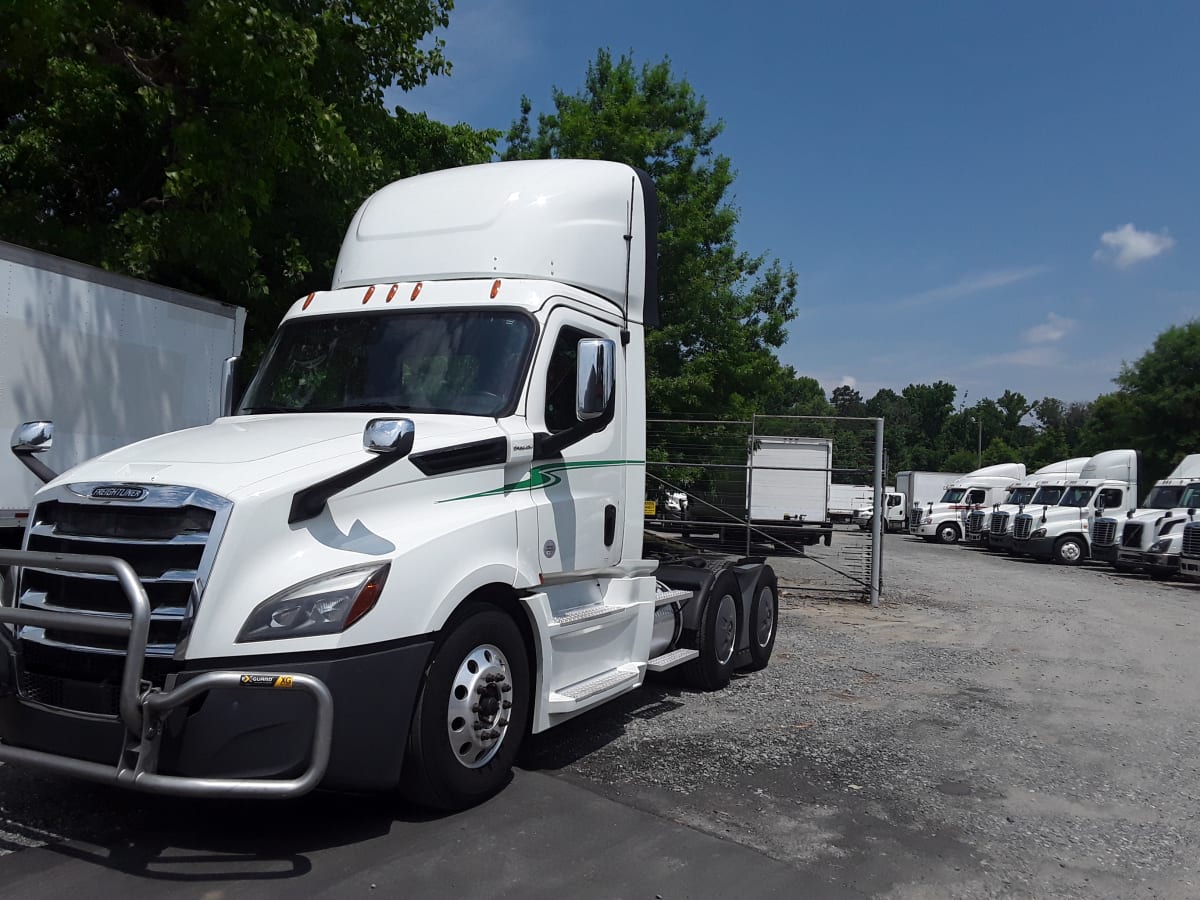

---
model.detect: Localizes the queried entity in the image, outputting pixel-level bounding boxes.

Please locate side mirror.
[364,418,415,455]
[12,421,53,453]
[576,338,615,421]
[10,421,58,484]
[221,357,239,417]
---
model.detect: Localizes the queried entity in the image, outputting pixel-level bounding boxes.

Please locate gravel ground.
[1,533,1198,898]
[522,532,1200,898]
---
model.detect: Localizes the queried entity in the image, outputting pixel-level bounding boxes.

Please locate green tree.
[0,0,497,351]
[1112,320,1200,483]
[981,436,1021,467]
[830,385,866,417]
[503,50,799,418]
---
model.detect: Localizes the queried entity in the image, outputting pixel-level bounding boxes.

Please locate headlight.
[237,563,390,643]
[1148,539,1171,554]
[1031,528,1046,538]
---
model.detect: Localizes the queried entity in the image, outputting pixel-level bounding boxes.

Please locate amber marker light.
[410,282,423,302]
[385,283,399,303]
[302,292,315,310]
[490,279,502,299]
[345,566,389,629]
[362,285,376,304]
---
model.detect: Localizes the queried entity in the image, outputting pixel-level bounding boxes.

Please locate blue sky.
[391,1,1199,406]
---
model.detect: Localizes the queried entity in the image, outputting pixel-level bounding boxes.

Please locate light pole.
[970,416,982,467]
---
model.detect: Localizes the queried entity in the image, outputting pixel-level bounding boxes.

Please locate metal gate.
[644,414,885,606]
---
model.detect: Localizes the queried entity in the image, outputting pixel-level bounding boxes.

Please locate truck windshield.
[1144,485,1185,509]
[239,310,535,417]
[1058,486,1096,507]
[940,488,966,503]
[1180,484,1200,508]
[1031,486,1065,505]
[1006,487,1036,506]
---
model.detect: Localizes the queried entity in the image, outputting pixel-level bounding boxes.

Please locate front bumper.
[1141,552,1179,579]
[1011,536,1055,559]
[986,533,1011,552]
[1091,543,1119,564]
[1181,556,1200,582]
[0,549,431,797]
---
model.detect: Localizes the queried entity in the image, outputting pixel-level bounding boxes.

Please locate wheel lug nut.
[471,703,480,712]
[498,718,509,727]
[502,700,512,709]
[501,684,511,693]
[476,685,486,694]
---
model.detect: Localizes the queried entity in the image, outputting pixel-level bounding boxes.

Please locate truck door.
[527,308,625,575]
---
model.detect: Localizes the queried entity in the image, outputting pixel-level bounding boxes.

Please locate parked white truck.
[1010,450,1137,564]
[969,458,1090,550]
[1090,454,1200,579]
[896,470,963,533]
[0,241,245,552]
[0,160,780,808]
[829,484,874,524]
[850,489,906,532]
[910,463,1026,544]
[1180,518,1200,584]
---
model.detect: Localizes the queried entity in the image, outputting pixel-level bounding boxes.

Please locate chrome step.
[646,648,698,672]
[550,603,626,627]
[549,665,640,707]
[654,588,692,606]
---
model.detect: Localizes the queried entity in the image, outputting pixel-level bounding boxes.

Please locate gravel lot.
[523,532,1200,898]
[1,533,1198,898]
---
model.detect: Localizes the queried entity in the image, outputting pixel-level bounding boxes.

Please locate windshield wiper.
[240,405,300,414]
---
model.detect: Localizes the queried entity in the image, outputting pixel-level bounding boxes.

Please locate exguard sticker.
[240,674,294,688]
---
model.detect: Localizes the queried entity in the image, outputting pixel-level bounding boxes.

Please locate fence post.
[870,416,884,607]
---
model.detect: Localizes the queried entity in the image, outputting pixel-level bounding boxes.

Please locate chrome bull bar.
[0,549,333,798]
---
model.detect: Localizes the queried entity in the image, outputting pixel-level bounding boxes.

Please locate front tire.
[683,570,740,691]
[936,522,961,544]
[401,604,530,810]
[1053,536,1085,566]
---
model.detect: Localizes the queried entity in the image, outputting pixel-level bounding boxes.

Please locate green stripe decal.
[440,459,644,503]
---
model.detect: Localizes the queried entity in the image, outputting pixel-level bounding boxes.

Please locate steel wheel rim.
[1060,541,1082,563]
[755,585,775,647]
[446,643,512,769]
[715,592,737,665]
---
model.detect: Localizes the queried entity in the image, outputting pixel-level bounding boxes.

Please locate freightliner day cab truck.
[0,160,780,809]
[910,463,1026,544]
[895,470,963,533]
[969,458,1090,550]
[1010,450,1137,564]
[1090,454,1200,579]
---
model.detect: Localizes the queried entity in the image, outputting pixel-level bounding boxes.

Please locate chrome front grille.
[1120,521,1144,548]
[1013,514,1033,541]
[965,511,986,535]
[14,483,230,716]
[990,512,1010,535]
[1183,523,1200,559]
[1091,518,1117,547]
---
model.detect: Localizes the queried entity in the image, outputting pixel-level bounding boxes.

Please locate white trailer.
[895,470,963,531]
[829,483,875,524]
[0,241,245,549]
[0,160,779,810]
[748,437,832,524]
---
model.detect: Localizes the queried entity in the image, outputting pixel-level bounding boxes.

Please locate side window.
[1097,488,1123,509]
[887,494,901,508]
[544,326,591,433]
[967,489,986,505]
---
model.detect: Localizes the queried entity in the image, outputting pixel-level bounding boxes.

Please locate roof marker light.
[385,283,399,303]
[410,282,423,302]
[302,292,315,310]
[362,285,376,305]
[490,279,502,299]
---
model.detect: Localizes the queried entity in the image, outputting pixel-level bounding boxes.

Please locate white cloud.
[839,375,858,389]
[888,266,1049,310]
[1093,223,1176,269]
[1022,312,1076,344]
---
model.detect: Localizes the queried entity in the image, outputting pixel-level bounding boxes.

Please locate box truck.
[0,241,245,552]
[0,160,779,809]
[895,470,963,533]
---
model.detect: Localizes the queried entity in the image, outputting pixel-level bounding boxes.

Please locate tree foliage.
[0,0,497,350]
[503,50,802,418]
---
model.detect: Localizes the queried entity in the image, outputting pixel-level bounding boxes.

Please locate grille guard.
[0,549,333,798]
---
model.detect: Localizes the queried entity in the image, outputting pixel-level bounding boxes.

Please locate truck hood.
[44,414,503,501]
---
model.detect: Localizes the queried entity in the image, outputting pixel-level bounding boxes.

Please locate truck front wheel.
[1053,536,1085,566]
[401,604,530,810]
[936,522,961,544]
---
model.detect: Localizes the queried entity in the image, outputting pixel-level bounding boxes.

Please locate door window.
[544,326,594,433]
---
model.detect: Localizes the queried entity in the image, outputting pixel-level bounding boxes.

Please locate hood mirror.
[11,421,53,453]
[364,418,416,455]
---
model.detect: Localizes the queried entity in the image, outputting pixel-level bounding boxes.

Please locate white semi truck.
[895,470,963,533]
[0,241,245,552]
[0,160,780,808]
[1180,518,1200,584]
[910,463,1026,544]
[1090,454,1200,579]
[969,458,1090,550]
[1009,450,1137,564]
